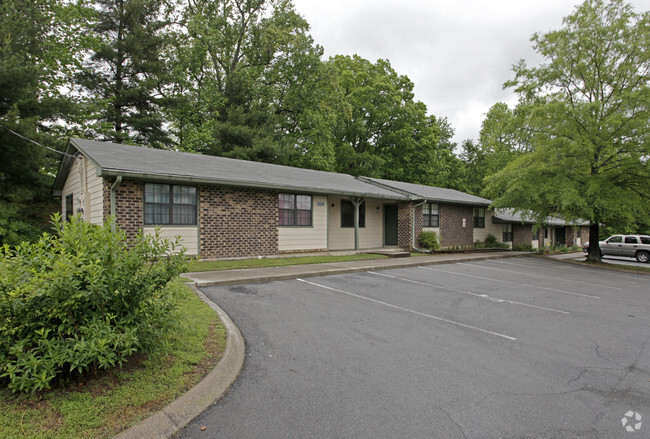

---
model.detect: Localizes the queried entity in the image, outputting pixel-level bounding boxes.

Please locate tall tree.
[171,0,322,163]
[460,102,530,195]
[77,0,175,147]
[303,55,460,186]
[0,0,81,245]
[483,0,650,261]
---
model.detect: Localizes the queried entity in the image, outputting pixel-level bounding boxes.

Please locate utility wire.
[0,123,76,158]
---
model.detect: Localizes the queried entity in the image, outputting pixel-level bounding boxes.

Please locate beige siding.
[60,156,105,224]
[473,210,502,243]
[328,197,384,250]
[61,157,82,220]
[86,161,104,225]
[143,226,199,255]
[278,196,328,251]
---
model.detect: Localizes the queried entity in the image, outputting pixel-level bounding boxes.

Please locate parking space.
[552,251,650,268]
[179,257,649,439]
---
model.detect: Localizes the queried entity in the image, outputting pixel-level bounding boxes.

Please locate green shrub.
[0,215,187,393]
[513,243,534,252]
[484,233,498,246]
[418,231,440,251]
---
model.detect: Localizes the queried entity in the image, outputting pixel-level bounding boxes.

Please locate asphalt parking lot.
[178,257,649,439]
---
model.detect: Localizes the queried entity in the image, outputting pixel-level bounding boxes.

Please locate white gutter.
[110,175,123,230]
[352,197,363,251]
[412,200,429,252]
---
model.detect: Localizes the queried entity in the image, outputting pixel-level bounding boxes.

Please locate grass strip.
[186,253,388,272]
[0,277,225,438]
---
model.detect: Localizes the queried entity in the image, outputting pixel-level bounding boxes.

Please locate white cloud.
[293,0,650,144]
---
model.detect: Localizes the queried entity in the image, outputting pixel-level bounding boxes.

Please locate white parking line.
[457,262,621,290]
[488,259,639,285]
[296,278,517,341]
[367,271,570,315]
[418,266,601,299]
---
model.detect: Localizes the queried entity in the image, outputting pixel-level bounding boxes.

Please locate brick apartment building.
[54,138,587,259]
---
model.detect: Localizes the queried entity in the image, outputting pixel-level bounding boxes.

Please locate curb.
[540,253,650,276]
[194,252,534,287]
[114,284,245,439]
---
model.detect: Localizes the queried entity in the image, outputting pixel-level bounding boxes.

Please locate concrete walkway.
[183,251,532,287]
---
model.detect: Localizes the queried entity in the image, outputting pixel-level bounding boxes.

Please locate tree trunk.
[586,221,601,262]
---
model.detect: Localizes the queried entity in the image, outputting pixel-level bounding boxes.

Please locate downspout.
[110,175,123,231]
[352,197,363,251]
[412,200,429,253]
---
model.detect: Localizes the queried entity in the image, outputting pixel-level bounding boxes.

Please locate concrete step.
[366,250,411,258]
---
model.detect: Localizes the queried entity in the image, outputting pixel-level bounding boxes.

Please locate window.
[544,228,548,239]
[144,184,197,225]
[65,194,74,221]
[533,229,540,240]
[473,207,485,228]
[341,199,365,228]
[624,236,638,244]
[423,203,439,227]
[502,224,513,242]
[608,235,622,243]
[641,237,650,245]
[279,194,312,226]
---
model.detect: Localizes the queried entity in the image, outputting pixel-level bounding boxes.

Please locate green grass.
[185,253,388,272]
[0,277,225,438]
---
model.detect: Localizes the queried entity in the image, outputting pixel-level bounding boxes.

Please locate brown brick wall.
[513,224,532,247]
[580,226,590,243]
[440,204,473,247]
[199,186,278,258]
[565,227,578,246]
[397,202,415,249]
[103,178,143,243]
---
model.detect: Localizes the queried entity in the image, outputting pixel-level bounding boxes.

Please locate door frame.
[383,203,398,247]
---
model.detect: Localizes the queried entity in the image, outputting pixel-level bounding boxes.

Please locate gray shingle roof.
[54,138,493,207]
[492,208,589,226]
[65,138,405,199]
[359,176,492,206]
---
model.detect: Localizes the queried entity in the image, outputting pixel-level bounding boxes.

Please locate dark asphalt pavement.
[177,257,649,439]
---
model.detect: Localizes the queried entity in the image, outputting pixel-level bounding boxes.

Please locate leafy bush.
[513,243,534,252]
[418,231,440,251]
[0,215,187,393]
[484,233,498,246]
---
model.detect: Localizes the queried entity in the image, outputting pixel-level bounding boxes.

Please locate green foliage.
[171,0,322,162]
[484,233,499,247]
[418,231,440,251]
[0,0,78,246]
[483,0,650,262]
[305,55,462,187]
[460,103,530,195]
[0,215,187,394]
[474,234,510,249]
[513,243,534,252]
[76,0,175,147]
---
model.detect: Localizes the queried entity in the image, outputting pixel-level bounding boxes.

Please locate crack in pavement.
[433,405,468,439]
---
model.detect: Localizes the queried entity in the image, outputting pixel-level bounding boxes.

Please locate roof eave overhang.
[356,176,491,206]
[430,199,491,207]
[99,169,408,200]
[52,140,78,196]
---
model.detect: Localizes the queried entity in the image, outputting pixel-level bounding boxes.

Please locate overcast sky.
[291,0,650,145]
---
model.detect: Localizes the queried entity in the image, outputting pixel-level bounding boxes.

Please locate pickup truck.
[586,235,650,263]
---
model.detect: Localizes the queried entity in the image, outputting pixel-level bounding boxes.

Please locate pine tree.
[77,0,174,148]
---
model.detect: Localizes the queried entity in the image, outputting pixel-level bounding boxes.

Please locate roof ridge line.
[356,176,419,200]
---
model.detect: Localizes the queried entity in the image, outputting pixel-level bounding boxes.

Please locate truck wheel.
[636,251,650,263]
